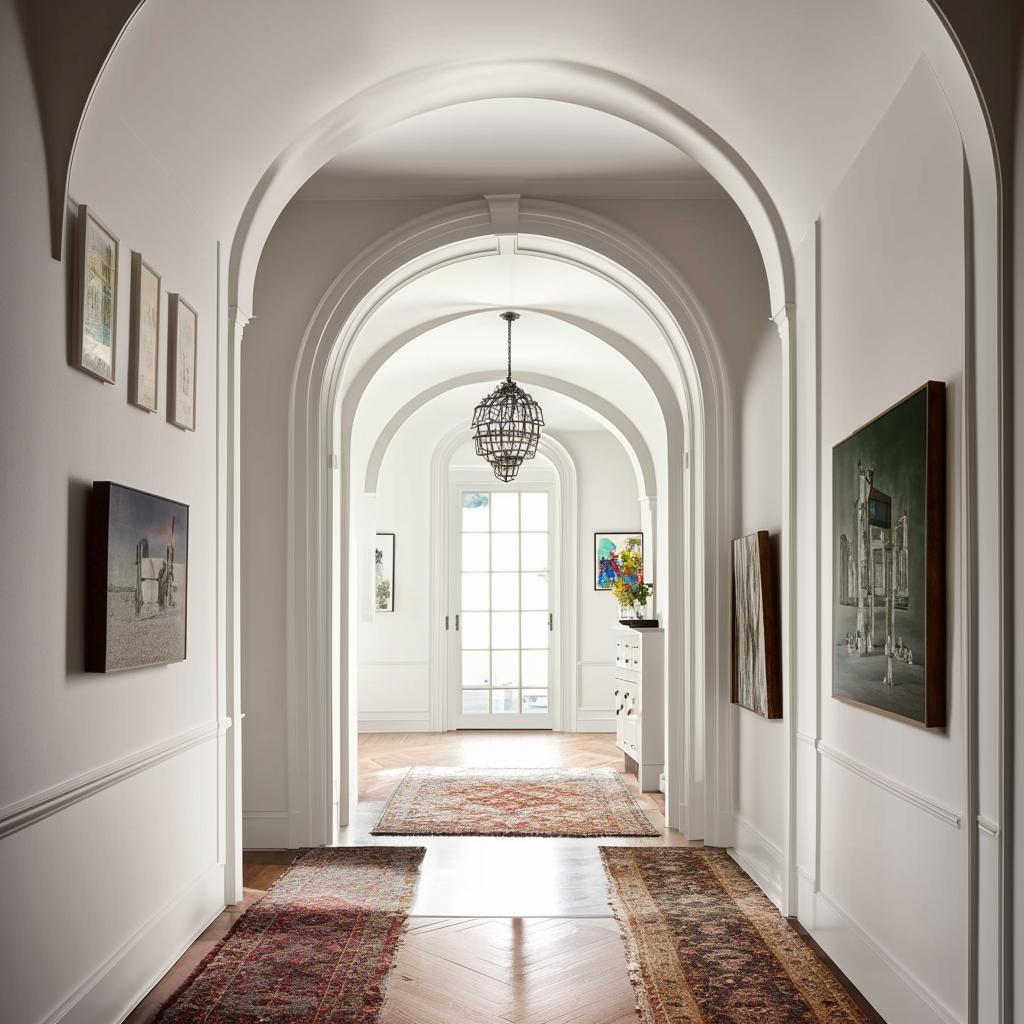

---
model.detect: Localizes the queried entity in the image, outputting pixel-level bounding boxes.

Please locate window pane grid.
[460,490,550,716]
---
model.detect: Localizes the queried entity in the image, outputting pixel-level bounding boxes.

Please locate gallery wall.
[0,9,225,1023]
[796,59,969,1023]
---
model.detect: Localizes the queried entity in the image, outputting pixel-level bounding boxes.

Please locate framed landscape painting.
[594,532,642,590]
[374,533,395,612]
[73,206,119,383]
[168,293,198,430]
[832,381,946,727]
[731,531,781,718]
[86,482,189,672]
[128,252,161,412]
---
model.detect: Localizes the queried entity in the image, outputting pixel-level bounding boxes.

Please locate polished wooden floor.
[126,732,688,1023]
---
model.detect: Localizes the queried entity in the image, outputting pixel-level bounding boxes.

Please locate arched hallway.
[1,2,1021,1022]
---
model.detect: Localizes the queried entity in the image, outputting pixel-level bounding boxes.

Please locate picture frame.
[167,293,198,430]
[731,530,781,718]
[128,252,161,412]
[831,381,946,728]
[374,533,395,612]
[594,532,643,591]
[73,205,119,384]
[86,482,189,672]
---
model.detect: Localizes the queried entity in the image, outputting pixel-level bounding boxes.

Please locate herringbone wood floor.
[126,732,673,1023]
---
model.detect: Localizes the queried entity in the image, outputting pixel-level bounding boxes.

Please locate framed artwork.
[832,381,946,727]
[128,252,161,412]
[731,531,781,718]
[86,482,189,672]
[374,533,395,612]
[168,293,198,430]
[594,532,642,591]
[73,205,119,383]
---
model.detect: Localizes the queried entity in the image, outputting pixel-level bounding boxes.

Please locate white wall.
[354,410,640,734]
[731,328,786,902]
[0,8,226,1022]
[796,59,969,1024]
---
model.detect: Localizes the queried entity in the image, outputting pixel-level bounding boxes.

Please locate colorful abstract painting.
[594,532,642,591]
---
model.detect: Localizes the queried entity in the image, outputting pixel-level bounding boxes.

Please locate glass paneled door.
[450,487,555,728]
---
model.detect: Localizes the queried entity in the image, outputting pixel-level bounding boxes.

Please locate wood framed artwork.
[832,381,946,728]
[594,532,643,590]
[86,482,189,672]
[73,205,119,383]
[128,252,161,411]
[167,293,198,430]
[731,531,781,718]
[374,533,395,612]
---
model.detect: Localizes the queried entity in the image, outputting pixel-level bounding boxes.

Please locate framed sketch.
[731,531,781,718]
[832,381,946,727]
[594,532,642,590]
[86,482,189,672]
[168,293,198,430]
[73,205,119,383]
[128,252,161,411]
[374,533,395,612]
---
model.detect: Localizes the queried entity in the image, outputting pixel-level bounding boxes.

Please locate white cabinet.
[613,626,664,791]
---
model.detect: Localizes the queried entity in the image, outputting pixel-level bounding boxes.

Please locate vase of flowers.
[611,536,657,625]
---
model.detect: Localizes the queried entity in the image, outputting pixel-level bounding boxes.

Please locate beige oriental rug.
[601,847,872,1023]
[371,766,660,837]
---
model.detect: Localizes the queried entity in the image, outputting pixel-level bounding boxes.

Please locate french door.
[448,483,555,729]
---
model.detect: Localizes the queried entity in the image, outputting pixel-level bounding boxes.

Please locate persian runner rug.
[600,847,871,1023]
[154,846,424,1023]
[371,766,660,837]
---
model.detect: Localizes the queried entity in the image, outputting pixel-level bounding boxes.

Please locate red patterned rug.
[371,766,660,837]
[601,847,871,1023]
[154,847,423,1023]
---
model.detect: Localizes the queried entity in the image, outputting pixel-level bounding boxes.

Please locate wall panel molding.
[816,740,962,829]
[0,718,229,841]
[730,813,784,909]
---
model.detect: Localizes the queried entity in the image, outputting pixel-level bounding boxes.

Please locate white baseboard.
[729,813,784,910]
[574,708,615,733]
[49,862,225,1024]
[243,811,292,848]
[358,710,430,733]
[795,872,961,1024]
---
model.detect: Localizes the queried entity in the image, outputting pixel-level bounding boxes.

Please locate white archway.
[284,197,741,864]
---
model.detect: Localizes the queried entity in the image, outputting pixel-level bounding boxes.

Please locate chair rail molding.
[0,718,230,841]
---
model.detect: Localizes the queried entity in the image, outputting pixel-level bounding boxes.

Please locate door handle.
[455,614,460,631]
[548,612,553,631]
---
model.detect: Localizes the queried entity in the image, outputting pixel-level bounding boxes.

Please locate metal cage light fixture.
[470,311,545,482]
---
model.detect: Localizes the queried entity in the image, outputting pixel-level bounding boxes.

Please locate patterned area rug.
[371,766,659,837]
[154,847,424,1023]
[601,847,871,1023]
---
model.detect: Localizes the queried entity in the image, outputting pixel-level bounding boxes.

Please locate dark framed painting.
[731,531,781,718]
[594,532,642,591]
[832,381,946,727]
[73,205,119,384]
[374,533,395,612]
[86,482,189,672]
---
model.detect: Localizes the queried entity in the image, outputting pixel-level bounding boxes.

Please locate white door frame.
[429,426,579,733]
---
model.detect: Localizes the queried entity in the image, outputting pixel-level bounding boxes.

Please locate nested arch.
[286,197,735,851]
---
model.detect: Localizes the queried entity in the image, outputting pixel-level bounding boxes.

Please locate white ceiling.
[296,98,716,200]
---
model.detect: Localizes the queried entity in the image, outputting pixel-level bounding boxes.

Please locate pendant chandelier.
[471,311,545,482]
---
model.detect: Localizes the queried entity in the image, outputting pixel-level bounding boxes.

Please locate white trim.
[816,740,962,829]
[357,712,431,734]
[730,813,785,910]
[977,817,999,839]
[0,719,229,841]
[796,872,962,1024]
[242,811,294,849]
[48,862,224,1024]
